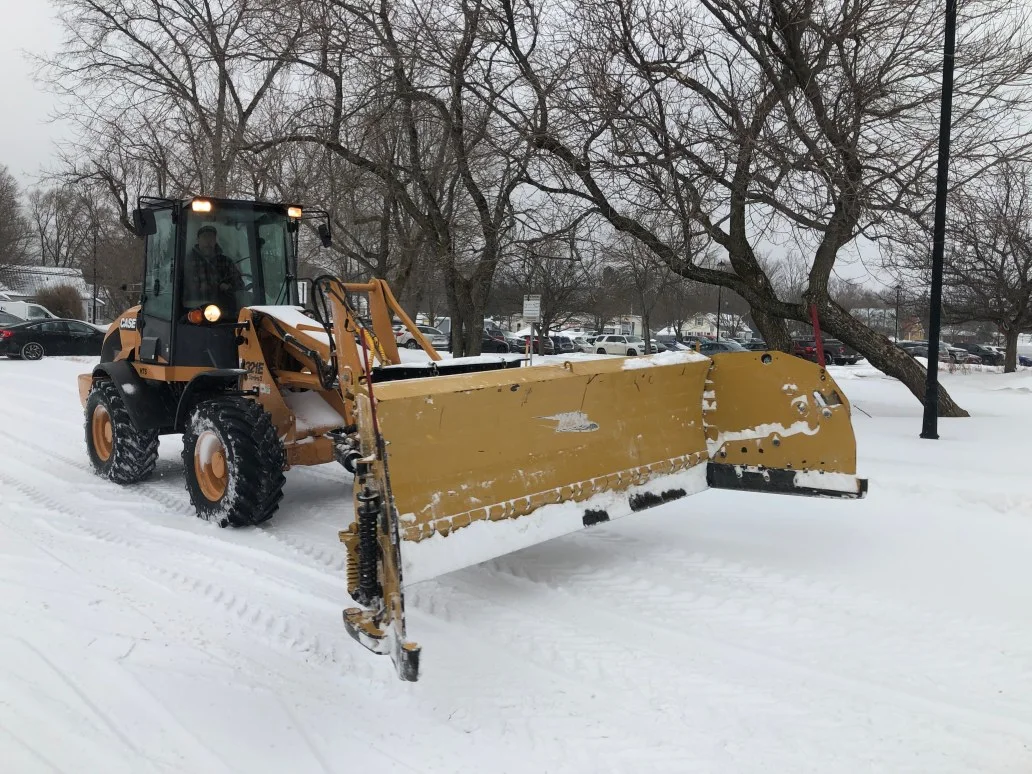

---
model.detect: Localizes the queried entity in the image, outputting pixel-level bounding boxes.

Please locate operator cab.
[132,197,304,368]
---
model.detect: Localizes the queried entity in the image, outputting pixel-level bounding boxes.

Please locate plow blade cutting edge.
[341,351,866,680]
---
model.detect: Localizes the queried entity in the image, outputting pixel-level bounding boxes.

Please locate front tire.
[405,340,421,349]
[21,342,44,360]
[182,397,285,528]
[85,380,159,484]
[596,348,606,355]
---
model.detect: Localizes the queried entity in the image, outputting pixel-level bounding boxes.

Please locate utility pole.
[921,0,957,440]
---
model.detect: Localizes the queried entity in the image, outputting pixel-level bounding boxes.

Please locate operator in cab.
[182,224,246,313]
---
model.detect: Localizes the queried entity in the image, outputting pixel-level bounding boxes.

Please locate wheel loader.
[79,195,868,681]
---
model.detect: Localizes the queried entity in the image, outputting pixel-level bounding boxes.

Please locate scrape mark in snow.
[538,411,600,433]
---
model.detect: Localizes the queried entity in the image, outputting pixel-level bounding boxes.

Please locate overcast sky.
[1,1,67,185]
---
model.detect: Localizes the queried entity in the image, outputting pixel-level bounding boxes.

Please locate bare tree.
[27,185,92,268]
[614,235,675,351]
[40,0,302,202]
[653,276,710,339]
[496,0,1032,416]
[258,0,539,355]
[0,166,31,270]
[890,161,1032,371]
[501,233,590,338]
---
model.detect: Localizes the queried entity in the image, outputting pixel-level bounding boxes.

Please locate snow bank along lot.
[2,355,1032,774]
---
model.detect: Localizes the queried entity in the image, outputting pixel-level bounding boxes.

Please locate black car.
[481,334,510,353]
[700,338,748,354]
[0,319,106,360]
[959,343,1004,366]
[822,338,861,365]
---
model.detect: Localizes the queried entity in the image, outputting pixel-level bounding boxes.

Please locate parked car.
[594,334,647,356]
[959,342,1004,366]
[1019,354,1032,367]
[0,300,58,321]
[571,335,594,353]
[742,340,768,351]
[898,341,954,363]
[823,338,861,365]
[481,334,510,353]
[520,335,554,355]
[0,318,106,360]
[394,323,449,351]
[791,338,821,362]
[699,338,748,355]
[550,335,577,354]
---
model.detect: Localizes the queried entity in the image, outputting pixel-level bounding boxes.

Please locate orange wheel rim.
[91,405,113,462]
[194,431,229,502]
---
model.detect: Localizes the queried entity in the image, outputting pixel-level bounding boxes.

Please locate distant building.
[0,265,106,322]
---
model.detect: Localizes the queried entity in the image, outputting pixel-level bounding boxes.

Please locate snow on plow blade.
[344,350,866,679]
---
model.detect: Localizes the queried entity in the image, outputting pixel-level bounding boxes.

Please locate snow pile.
[622,349,710,369]
[282,390,346,433]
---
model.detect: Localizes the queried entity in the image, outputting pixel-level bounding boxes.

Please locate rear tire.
[405,340,421,349]
[182,397,285,528]
[21,342,44,360]
[85,380,159,484]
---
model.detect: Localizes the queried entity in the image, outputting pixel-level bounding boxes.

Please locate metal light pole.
[92,225,98,324]
[921,0,957,440]
[894,285,902,341]
[716,285,723,341]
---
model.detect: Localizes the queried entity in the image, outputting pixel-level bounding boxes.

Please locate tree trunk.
[751,309,793,352]
[1004,327,1019,373]
[819,304,969,417]
[445,274,484,357]
[642,313,651,353]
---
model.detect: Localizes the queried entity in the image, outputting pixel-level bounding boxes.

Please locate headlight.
[203,304,221,322]
[287,206,303,219]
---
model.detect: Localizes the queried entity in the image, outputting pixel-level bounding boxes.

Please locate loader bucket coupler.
[343,350,866,680]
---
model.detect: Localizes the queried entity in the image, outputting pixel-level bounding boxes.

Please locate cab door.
[139,207,177,363]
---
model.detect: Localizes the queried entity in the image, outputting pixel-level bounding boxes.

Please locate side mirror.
[132,208,157,237]
[317,222,332,248]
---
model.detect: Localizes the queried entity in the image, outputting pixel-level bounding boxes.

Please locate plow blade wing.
[703,352,868,498]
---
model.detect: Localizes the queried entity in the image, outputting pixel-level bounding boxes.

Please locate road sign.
[523,294,541,322]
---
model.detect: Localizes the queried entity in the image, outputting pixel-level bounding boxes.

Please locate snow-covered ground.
[2,356,1032,773]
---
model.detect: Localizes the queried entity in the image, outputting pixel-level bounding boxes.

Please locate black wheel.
[596,348,606,354]
[21,341,44,360]
[405,339,421,349]
[182,397,285,528]
[85,380,159,484]
[627,349,637,356]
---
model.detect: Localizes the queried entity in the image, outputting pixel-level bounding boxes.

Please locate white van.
[0,301,59,321]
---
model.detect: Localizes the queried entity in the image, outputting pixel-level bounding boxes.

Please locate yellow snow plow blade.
[341,350,865,679]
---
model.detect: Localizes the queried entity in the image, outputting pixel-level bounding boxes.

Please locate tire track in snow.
[0,424,353,580]
[430,565,1032,771]
[479,545,1032,737]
